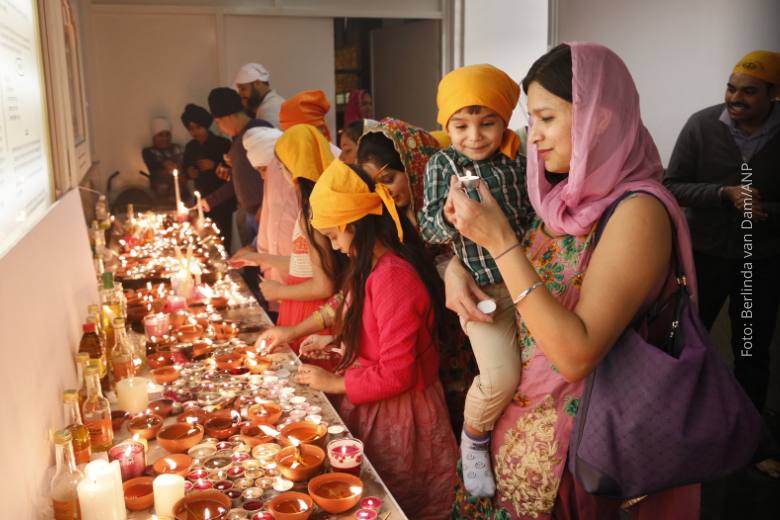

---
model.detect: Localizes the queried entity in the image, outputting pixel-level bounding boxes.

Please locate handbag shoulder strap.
[593,191,689,356]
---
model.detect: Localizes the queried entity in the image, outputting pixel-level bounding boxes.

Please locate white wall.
[84,8,335,195]
[0,189,98,518]
[463,0,548,130]
[557,0,780,166]
[222,15,335,132]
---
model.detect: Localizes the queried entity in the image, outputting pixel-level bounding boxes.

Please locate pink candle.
[186,468,208,481]
[143,312,170,339]
[354,509,378,520]
[360,496,383,511]
[108,441,145,481]
[193,478,213,490]
[227,466,245,479]
[327,438,364,475]
[166,295,187,312]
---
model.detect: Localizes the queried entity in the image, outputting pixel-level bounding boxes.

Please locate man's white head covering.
[151,117,171,136]
[243,127,283,168]
[234,63,271,87]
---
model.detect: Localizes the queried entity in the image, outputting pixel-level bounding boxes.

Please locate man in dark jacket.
[664,50,780,412]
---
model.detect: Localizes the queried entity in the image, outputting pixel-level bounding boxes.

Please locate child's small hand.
[295,364,345,394]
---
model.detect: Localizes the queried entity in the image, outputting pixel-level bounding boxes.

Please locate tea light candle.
[186,468,209,481]
[288,409,306,421]
[272,476,293,492]
[307,405,322,415]
[360,496,383,510]
[107,440,145,481]
[116,377,150,414]
[143,313,170,339]
[166,294,187,312]
[227,466,245,479]
[354,509,378,519]
[242,487,264,500]
[305,414,322,425]
[252,513,274,520]
[226,488,244,505]
[289,395,306,406]
[255,476,275,490]
[252,443,281,461]
[243,500,264,512]
[188,443,217,460]
[227,507,249,519]
[183,480,194,493]
[193,478,213,490]
[153,473,185,517]
[233,477,255,490]
[214,480,234,491]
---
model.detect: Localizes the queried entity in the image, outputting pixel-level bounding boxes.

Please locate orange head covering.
[275,124,335,184]
[732,50,780,86]
[310,160,403,242]
[436,64,520,158]
[279,90,332,141]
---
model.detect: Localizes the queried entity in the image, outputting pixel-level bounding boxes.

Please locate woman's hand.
[444,257,493,324]
[255,326,296,350]
[299,334,335,356]
[259,280,285,302]
[446,176,517,254]
[295,364,346,394]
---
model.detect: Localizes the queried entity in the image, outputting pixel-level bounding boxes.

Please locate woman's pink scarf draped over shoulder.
[526,41,698,299]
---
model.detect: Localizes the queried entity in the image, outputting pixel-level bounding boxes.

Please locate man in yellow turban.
[664,50,780,455]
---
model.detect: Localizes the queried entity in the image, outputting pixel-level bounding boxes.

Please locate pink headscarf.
[343,89,367,127]
[527,42,698,298]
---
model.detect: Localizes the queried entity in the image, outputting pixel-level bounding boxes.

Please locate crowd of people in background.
[139,47,780,519]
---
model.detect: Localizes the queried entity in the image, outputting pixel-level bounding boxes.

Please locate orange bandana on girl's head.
[279,90,332,141]
[436,64,521,158]
[310,160,403,243]
[274,124,335,183]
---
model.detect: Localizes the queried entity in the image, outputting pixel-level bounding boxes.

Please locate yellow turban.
[429,130,452,148]
[436,64,521,158]
[310,160,403,242]
[732,51,780,86]
[275,124,335,183]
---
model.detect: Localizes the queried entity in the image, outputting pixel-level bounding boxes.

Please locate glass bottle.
[79,322,108,391]
[86,304,103,339]
[74,352,90,410]
[90,220,105,258]
[110,317,136,384]
[63,390,91,465]
[81,364,113,451]
[100,273,121,350]
[50,429,83,520]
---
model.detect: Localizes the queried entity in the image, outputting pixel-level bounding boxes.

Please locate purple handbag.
[567,193,766,498]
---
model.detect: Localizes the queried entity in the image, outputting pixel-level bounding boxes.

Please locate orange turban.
[436,64,520,158]
[310,160,403,242]
[279,90,332,141]
[732,51,780,86]
[275,124,334,184]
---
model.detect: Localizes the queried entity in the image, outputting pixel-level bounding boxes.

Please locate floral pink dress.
[453,215,699,519]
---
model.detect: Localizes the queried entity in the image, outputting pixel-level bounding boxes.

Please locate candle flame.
[258,424,280,438]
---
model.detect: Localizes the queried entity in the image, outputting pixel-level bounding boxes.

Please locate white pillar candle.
[153,473,185,517]
[194,191,204,224]
[116,376,149,414]
[172,169,182,209]
[77,460,126,520]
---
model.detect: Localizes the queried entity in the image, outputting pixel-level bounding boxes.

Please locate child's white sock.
[461,429,496,497]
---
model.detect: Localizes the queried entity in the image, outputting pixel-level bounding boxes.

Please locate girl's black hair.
[356,132,403,172]
[340,119,365,144]
[297,178,347,288]
[334,164,450,371]
[522,44,573,102]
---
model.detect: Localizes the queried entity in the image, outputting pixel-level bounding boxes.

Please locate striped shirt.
[418,146,531,286]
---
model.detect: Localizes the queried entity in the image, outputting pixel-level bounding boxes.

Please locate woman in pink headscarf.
[342,89,374,127]
[446,43,700,519]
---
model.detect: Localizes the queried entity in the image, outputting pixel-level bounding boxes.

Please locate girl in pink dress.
[295,159,458,519]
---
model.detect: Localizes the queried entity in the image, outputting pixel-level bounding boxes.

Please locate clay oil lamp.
[146,398,174,418]
[151,365,180,385]
[212,320,239,341]
[171,490,231,520]
[215,352,244,371]
[307,472,364,514]
[239,423,275,449]
[148,350,177,369]
[153,453,193,477]
[123,476,155,511]
[156,423,205,453]
[204,410,242,440]
[111,410,129,431]
[268,491,314,520]
[279,421,328,449]
[274,442,325,482]
[127,413,164,440]
[246,402,282,426]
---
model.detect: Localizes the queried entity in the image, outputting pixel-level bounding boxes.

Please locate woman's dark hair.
[356,132,404,172]
[340,119,364,144]
[297,178,347,287]
[334,164,449,371]
[522,44,573,102]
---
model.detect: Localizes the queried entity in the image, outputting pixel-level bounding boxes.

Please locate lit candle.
[153,473,185,517]
[107,440,145,481]
[194,191,204,225]
[116,377,149,414]
[172,169,182,210]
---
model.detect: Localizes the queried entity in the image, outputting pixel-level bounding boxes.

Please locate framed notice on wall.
[0,0,54,258]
